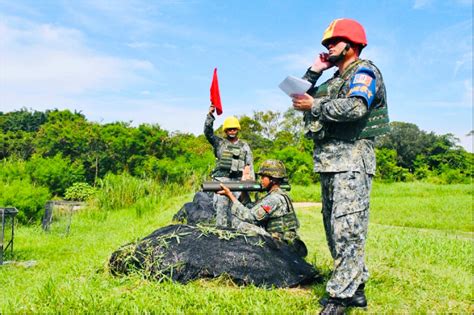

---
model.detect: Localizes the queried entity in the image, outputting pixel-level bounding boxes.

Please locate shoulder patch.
[353,73,373,85]
[261,204,272,213]
[348,67,376,108]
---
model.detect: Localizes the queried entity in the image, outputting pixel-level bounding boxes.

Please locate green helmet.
[257,159,287,179]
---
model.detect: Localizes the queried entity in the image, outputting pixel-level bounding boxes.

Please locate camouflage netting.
[172,192,216,224]
[109,224,320,288]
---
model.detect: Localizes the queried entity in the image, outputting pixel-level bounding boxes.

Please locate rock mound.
[172,192,215,224]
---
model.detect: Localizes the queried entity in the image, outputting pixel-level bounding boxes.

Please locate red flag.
[210,68,223,115]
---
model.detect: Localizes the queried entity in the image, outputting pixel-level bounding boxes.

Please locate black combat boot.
[319,298,346,315]
[319,284,367,308]
[350,283,367,307]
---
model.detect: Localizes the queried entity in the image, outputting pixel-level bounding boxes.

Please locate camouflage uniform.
[204,113,254,227]
[302,59,389,299]
[230,187,300,245]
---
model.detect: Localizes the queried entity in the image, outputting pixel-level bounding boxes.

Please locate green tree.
[376,121,437,171]
[273,146,317,185]
[280,108,306,143]
[0,108,47,132]
[375,148,412,182]
[377,122,472,182]
[99,122,141,174]
[237,115,272,159]
[0,130,36,160]
[159,132,214,181]
[33,110,104,183]
[136,124,169,158]
[34,109,91,159]
[415,134,473,183]
[27,154,85,196]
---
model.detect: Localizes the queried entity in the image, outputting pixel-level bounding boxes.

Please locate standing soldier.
[205,105,254,227]
[292,18,389,314]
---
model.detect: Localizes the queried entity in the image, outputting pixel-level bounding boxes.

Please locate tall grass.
[94,173,159,211]
[92,172,189,217]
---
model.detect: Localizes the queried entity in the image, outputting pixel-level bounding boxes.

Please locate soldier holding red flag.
[205,68,254,228]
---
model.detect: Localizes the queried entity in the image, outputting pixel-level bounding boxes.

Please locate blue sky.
[0,0,472,151]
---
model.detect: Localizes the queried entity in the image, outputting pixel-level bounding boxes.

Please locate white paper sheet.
[278,75,312,97]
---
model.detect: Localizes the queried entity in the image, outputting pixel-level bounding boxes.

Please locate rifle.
[201,180,291,192]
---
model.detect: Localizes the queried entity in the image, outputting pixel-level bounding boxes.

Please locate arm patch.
[348,67,376,108]
[262,205,272,213]
[255,204,271,220]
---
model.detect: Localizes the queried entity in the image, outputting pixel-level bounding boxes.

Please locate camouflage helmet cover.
[257,159,287,179]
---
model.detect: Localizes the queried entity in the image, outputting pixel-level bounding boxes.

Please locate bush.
[64,182,96,201]
[273,147,317,184]
[0,157,29,182]
[437,167,471,184]
[0,179,51,224]
[138,155,210,187]
[27,154,85,196]
[375,148,412,182]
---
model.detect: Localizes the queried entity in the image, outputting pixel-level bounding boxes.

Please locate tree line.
[1,108,471,222]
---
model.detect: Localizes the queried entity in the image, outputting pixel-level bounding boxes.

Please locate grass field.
[0,182,472,313]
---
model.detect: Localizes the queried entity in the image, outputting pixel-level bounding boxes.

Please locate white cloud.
[458,133,473,153]
[362,45,394,71]
[273,51,314,72]
[126,41,154,49]
[83,97,207,135]
[400,19,472,112]
[413,0,433,9]
[0,13,207,133]
[254,88,292,113]
[454,50,473,77]
[462,79,473,105]
[414,99,472,109]
[0,88,207,135]
[59,0,205,43]
[455,0,473,5]
[0,17,154,104]
[411,19,472,71]
[400,78,472,109]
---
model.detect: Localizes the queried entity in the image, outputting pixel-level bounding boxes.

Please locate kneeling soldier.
[218,159,306,256]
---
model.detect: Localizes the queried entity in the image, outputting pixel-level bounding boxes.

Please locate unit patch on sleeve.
[261,205,272,213]
[348,67,376,107]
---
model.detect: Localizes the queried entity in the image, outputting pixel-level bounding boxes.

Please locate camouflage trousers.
[213,177,241,227]
[230,216,270,236]
[320,171,372,299]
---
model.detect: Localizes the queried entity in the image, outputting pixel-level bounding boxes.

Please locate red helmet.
[322,18,367,48]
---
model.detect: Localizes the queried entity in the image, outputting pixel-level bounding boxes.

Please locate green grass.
[1,183,472,313]
[371,182,473,232]
[292,182,473,232]
[290,183,322,202]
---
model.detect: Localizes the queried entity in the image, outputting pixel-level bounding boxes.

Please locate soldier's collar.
[334,59,364,79]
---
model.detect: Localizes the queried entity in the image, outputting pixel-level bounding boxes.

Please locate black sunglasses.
[324,37,346,48]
